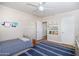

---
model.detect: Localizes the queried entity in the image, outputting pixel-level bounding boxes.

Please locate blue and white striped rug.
[19,41,75,56]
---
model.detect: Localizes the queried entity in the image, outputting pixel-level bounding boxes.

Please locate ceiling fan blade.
[26,3,38,7]
[38,2,46,6]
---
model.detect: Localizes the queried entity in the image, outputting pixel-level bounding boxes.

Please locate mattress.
[0,39,33,56]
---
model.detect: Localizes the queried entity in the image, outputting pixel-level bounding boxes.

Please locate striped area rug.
[19,41,75,56]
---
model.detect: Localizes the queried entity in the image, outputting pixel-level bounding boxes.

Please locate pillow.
[20,37,30,42]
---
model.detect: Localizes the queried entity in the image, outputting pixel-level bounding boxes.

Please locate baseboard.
[46,40,75,49]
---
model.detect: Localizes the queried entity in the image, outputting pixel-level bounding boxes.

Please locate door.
[42,22,47,36]
[42,22,47,40]
[37,21,43,40]
[61,16,75,45]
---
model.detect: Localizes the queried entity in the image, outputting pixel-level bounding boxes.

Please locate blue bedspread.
[0,39,33,56]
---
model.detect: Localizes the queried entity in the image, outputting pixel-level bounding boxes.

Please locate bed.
[0,38,33,56]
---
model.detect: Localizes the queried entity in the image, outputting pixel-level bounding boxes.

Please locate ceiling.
[0,2,79,17]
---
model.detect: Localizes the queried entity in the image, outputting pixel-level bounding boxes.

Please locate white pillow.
[20,37,30,42]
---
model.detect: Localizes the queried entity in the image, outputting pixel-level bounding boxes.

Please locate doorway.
[36,21,43,40]
[36,21,47,40]
[42,22,47,40]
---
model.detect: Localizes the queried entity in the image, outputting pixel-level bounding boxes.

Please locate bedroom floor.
[19,41,75,56]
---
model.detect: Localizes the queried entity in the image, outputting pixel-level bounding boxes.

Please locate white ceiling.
[0,2,79,17]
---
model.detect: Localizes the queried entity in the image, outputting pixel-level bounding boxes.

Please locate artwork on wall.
[48,24,59,35]
[1,21,18,27]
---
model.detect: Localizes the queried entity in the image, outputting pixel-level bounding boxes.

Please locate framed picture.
[1,21,18,27]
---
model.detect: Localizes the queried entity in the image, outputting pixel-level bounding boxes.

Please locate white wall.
[0,5,40,41]
[42,9,79,46]
[1,4,79,46]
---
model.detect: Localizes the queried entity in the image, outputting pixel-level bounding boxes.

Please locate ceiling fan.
[26,2,46,11]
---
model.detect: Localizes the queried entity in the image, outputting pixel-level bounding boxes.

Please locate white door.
[37,21,43,40]
[42,22,47,36]
[61,16,75,45]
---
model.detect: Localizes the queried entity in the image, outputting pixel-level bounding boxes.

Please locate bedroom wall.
[1,4,79,46]
[42,9,79,46]
[0,5,40,41]
[75,10,79,43]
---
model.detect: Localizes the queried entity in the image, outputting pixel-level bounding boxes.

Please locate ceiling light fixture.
[38,2,44,11]
[26,2,45,11]
[38,5,44,11]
